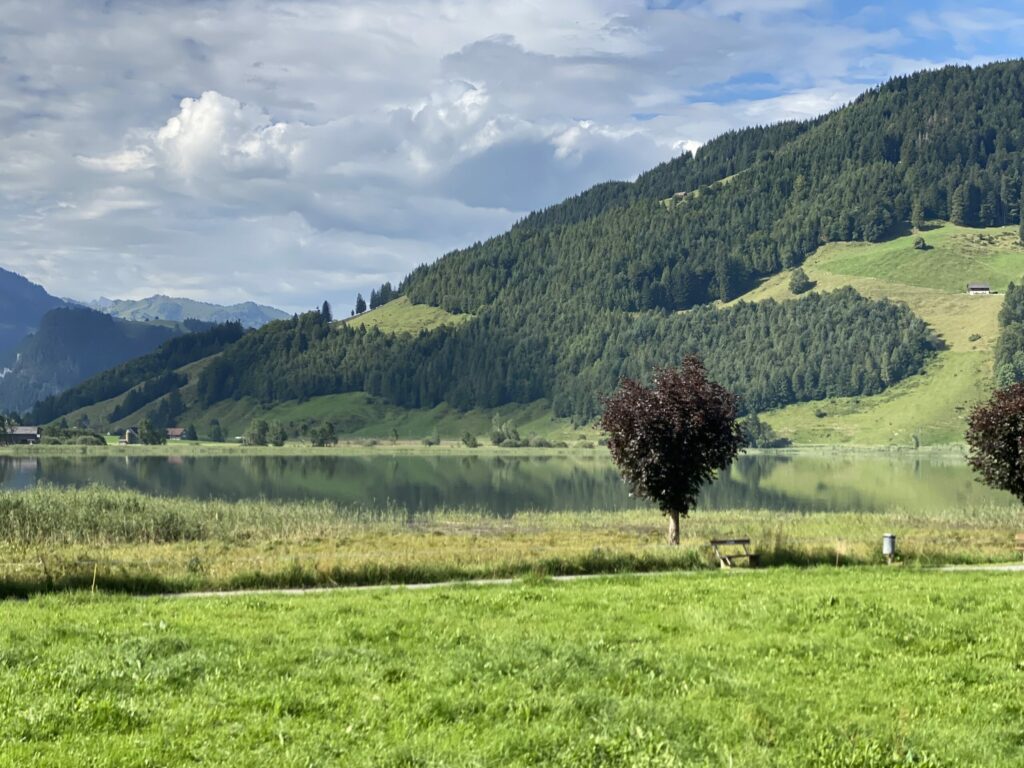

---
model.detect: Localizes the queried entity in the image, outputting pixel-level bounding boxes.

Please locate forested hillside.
[31,61,1024,432]
[198,289,932,422]
[28,322,245,424]
[0,268,67,366]
[0,308,206,415]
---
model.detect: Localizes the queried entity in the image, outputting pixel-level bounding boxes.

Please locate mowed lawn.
[2,570,1022,766]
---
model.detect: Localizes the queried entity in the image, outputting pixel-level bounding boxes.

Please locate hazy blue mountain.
[0,267,67,368]
[0,307,200,414]
[87,295,288,328]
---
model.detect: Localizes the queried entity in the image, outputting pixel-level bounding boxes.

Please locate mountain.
[86,295,288,328]
[28,321,246,426]
[0,308,205,414]
[31,61,1024,444]
[0,268,67,367]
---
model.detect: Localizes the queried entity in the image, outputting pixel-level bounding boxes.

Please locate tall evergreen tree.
[911,197,925,230]
[354,294,367,315]
[950,184,967,226]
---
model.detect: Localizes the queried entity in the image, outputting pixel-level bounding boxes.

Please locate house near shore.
[0,426,41,445]
[120,427,140,445]
[967,283,993,295]
[166,427,186,441]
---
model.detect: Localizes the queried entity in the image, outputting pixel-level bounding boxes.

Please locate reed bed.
[2,485,1022,596]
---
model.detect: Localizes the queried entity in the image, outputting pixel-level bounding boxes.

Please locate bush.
[421,431,441,447]
[913,236,927,250]
[310,422,337,447]
[490,418,521,446]
[244,419,269,447]
[461,432,479,448]
[741,412,791,448]
[73,434,108,446]
[268,421,288,447]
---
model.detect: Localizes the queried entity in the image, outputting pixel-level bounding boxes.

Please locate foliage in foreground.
[966,381,1024,502]
[0,570,1020,765]
[602,357,744,544]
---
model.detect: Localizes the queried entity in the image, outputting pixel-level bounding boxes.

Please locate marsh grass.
[2,486,1023,596]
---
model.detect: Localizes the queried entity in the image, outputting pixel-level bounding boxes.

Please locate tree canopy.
[601,357,745,544]
[966,382,1024,503]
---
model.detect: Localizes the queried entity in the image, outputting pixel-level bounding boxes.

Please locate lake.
[0,452,1014,515]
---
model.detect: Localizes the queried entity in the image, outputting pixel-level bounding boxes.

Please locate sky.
[2,1,1024,313]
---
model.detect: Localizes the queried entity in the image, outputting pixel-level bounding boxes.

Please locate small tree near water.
[601,357,745,545]
[966,383,1024,502]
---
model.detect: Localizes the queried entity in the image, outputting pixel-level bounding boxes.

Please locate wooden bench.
[1015,533,1024,562]
[710,538,760,569]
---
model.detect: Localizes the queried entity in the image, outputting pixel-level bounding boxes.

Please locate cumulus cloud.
[154,91,300,180]
[0,0,1021,312]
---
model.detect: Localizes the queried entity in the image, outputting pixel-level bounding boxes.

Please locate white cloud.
[0,0,1018,312]
[154,91,300,180]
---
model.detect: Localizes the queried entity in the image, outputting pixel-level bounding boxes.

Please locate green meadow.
[2,569,1022,766]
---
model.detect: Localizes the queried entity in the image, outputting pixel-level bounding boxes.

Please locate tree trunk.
[667,509,680,546]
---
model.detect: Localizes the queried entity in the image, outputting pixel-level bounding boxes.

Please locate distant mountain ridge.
[0,267,68,367]
[86,295,288,328]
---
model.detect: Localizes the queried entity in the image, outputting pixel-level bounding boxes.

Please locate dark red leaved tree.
[966,382,1024,502]
[601,357,745,545]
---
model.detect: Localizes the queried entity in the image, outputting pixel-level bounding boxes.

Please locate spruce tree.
[950,184,967,226]
[911,198,925,230]
[355,294,367,314]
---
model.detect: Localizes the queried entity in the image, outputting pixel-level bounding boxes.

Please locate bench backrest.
[710,538,751,547]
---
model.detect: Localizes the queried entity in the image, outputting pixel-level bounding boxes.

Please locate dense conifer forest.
[30,61,1024,425]
[29,322,244,424]
[197,289,932,421]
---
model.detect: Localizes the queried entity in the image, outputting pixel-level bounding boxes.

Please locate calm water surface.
[0,452,1013,515]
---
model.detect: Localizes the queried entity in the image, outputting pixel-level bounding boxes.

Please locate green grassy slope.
[729,222,1023,446]
[343,296,471,334]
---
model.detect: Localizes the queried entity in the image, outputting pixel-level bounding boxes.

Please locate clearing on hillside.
[731,223,1024,446]
[343,296,471,334]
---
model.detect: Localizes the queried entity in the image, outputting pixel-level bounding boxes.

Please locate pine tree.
[911,198,925,230]
[209,420,225,443]
[950,184,967,226]
[321,301,333,322]
[355,294,367,314]
[789,268,813,295]
[138,419,166,445]
[714,256,735,302]
[183,424,199,441]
